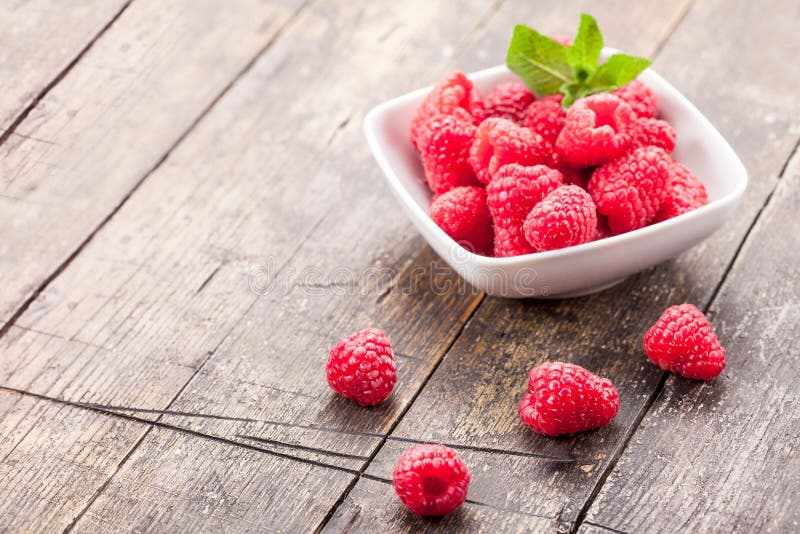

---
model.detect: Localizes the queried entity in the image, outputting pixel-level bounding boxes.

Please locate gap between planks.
[0,0,311,340]
[315,2,706,530]
[569,100,800,534]
[0,2,133,150]
[50,2,320,529]
[0,386,563,527]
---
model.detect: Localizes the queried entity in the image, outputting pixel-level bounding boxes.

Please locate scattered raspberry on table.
[644,304,726,380]
[518,362,620,436]
[393,444,471,516]
[325,328,396,406]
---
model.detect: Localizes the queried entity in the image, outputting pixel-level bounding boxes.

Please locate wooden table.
[1,1,797,532]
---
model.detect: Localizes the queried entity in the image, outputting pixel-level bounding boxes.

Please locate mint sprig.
[506,14,651,108]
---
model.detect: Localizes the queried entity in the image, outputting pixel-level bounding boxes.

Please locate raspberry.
[410,72,485,149]
[633,117,677,153]
[555,94,636,167]
[429,186,493,255]
[612,80,657,119]
[469,118,552,184]
[484,82,535,123]
[594,215,611,240]
[523,185,597,251]
[325,328,396,406]
[486,164,563,257]
[588,146,670,234]
[518,362,619,436]
[643,304,726,380]
[552,35,572,46]
[393,444,470,516]
[493,223,535,257]
[418,114,480,194]
[486,164,563,221]
[523,94,566,145]
[557,163,589,189]
[654,161,708,222]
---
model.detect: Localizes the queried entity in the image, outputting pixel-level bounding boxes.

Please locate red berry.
[588,146,671,234]
[325,328,396,406]
[643,304,726,380]
[469,118,552,184]
[594,215,611,241]
[493,223,535,257]
[418,114,480,194]
[612,80,657,119]
[486,164,563,221]
[393,444,471,516]
[484,82,535,123]
[523,94,566,145]
[555,94,636,167]
[410,72,485,149]
[557,163,589,189]
[430,186,493,255]
[654,161,708,222]
[518,362,619,436]
[633,117,677,153]
[486,163,563,257]
[523,185,597,251]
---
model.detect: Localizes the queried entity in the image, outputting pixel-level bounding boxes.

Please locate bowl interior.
[365,60,747,265]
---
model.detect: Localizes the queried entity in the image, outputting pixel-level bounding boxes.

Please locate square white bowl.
[363,61,747,298]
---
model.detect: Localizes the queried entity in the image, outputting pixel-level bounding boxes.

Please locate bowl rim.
[363,62,748,269]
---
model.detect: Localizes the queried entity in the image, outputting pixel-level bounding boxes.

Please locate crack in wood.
[0,1,133,151]
[237,434,370,461]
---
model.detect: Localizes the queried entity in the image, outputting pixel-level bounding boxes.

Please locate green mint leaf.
[566,14,603,74]
[560,82,608,108]
[506,24,574,96]
[589,53,652,89]
[560,82,580,107]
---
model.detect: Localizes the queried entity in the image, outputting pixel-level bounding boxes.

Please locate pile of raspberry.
[411,72,708,256]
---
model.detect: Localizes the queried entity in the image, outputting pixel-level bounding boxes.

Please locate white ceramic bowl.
[363,61,747,298]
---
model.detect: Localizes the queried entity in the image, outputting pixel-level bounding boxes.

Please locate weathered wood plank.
[325,0,800,531]
[0,0,517,530]
[0,0,305,327]
[71,426,355,533]
[0,391,147,531]
[128,0,689,480]
[0,389,354,533]
[0,0,129,132]
[581,149,800,533]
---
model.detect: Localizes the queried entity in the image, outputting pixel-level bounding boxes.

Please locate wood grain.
[0,391,147,531]
[326,0,800,531]
[0,0,304,327]
[0,0,796,531]
[72,426,355,533]
[0,0,514,530]
[581,149,800,533]
[0,0,128,132]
